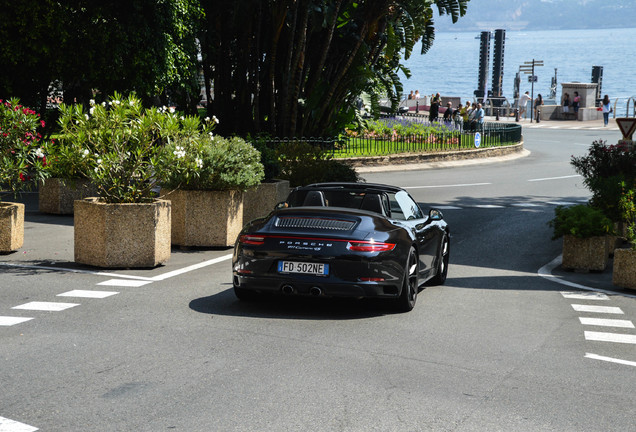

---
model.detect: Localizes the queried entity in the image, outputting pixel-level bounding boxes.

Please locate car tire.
[396,247,418,312]
[429,234,449,286]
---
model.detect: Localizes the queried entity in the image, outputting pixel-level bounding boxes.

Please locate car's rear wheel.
[429,234,449,286]
[396,247,418,312]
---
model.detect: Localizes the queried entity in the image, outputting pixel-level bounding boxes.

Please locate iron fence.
[258,122,522,157]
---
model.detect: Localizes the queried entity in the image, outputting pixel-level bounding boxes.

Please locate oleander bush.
[0,98,49,201]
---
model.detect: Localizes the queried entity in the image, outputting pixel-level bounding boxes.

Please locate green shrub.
[159,135,264,191]
[549,204,614,240]
[571,140,636,221]
[276,141,360,187]
[0,98,49,200]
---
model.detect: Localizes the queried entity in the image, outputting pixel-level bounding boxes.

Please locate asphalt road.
[1,126,635,431]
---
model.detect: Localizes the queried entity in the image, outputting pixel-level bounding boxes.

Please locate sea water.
[401,27,636,114]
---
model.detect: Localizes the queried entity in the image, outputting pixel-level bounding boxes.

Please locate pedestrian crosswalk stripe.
[58,290,119,299]
[0,316,34,326]
[11,302,79,312]
[571,304,623,314]
[579,317,634,328]
[561,291,609,300]
[585,331,636,344]
[0,416,38,431]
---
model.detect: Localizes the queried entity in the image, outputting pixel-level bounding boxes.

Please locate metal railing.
[259,123,522,157]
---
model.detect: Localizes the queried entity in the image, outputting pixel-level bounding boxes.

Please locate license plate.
[278,261,329,276]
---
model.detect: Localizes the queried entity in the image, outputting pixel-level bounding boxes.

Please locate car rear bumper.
[233,273,401,298]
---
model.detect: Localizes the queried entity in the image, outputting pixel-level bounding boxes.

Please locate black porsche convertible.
[232,182,449,312]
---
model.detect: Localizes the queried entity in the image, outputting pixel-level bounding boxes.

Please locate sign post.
[520,60,544,122]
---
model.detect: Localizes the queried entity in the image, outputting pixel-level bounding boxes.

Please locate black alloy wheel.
[396,247,418,312]
[429,234,449,286]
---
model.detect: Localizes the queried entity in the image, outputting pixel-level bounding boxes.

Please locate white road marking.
[511,203,542,207]
[436,205,462,210]
[579,317,635,328]
[528,175,580,182]
[404,182,491,189]
[0,317,34,326]
[538,255,636,300]
[585,331,636,344]
[585,353,636,367]
[150,254,233,281]
[12,302,79,312]
[561,291,609,300]
[57,290,118,299]
[97,279,152,287]
[571,304,624,314]
[472,204,505,208]
[0,416,38,431]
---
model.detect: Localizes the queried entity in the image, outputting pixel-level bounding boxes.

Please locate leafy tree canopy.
[200,0,469,137]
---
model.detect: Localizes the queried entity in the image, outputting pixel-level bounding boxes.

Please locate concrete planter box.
[612,248,636,289]
[162,189,244,247]
[0,202,24,253]
[39,178,98,215]
[562,235,609,272]
[74,198,171,268]
[243,179,290,226]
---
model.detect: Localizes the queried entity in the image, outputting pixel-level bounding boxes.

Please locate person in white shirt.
[518,91,531,119]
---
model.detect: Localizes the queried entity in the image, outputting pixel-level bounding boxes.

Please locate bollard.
[496,108,500,121]
[515,108,519,122]
[416,101,419,114]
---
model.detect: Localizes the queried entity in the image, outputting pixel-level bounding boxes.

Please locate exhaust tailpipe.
[309,286,322,296]
[281,285,295,295]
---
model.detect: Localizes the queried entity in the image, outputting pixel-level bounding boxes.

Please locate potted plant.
[157,121,265,247]
[40,127,99,214]
[613,184,636,289]
[59,92,179,268]
[549,204,614,271]
[0,98,49,252]
[571,139,636,252]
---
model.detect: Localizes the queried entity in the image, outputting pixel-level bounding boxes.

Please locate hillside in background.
[436,0,636,31]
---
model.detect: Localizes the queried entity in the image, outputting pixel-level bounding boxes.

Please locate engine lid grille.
[275,216,356,231]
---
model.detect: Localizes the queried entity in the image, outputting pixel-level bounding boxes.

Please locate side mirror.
[428,208,444,221]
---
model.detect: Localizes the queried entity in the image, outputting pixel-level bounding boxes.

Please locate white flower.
[208,132,214,140]
[112,100,121,105]
[82,149,90,157]
[204,117,210,122]
[101,102,106,107]
[212,115,219,124]
[89,99,95,106]
[84,114,89,120]
[129,100,135,106]
[195,158,203,168]
[97,158,102,164]
[35,148,45,158]
[173,146,186,158]
[89,107,95,115]
[169,107,175,114]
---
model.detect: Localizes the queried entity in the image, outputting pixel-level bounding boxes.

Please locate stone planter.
[0,202,24,253]
[612,248,636,289]
[162,189,243,247]
[74,198,171,268]
[242,179,290,226]
[39,178,98,215]
[562,235,609,272]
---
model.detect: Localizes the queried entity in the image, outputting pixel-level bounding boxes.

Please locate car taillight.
[346,241,395,252]
[239,235,265,245]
